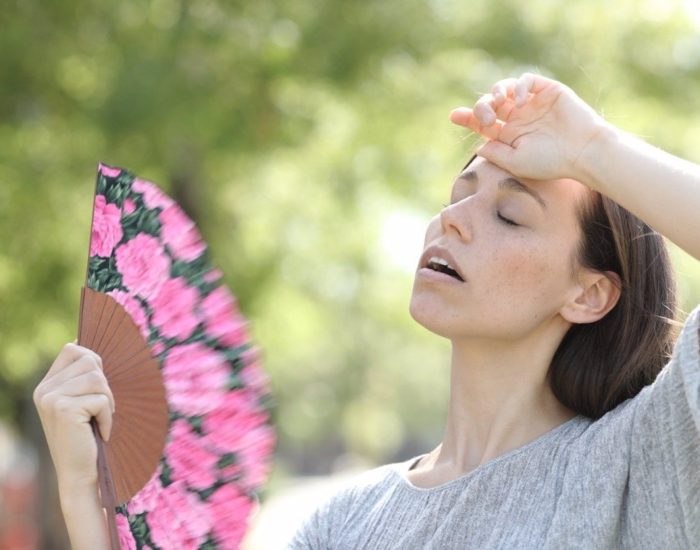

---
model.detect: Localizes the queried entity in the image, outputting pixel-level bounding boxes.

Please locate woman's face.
[409,156,591,342]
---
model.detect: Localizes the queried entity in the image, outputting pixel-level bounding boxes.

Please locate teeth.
[426,255,464,281]
[429,256,454,270]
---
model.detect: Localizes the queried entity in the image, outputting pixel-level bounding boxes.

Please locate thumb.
[477,140,517,172]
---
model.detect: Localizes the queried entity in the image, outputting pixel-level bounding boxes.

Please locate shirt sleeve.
[628,302,700,542]
[283,484,355,550]
[284,500,329,549]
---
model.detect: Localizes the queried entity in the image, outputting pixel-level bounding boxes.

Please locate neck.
[425,326,577,477]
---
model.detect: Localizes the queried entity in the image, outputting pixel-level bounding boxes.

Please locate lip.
[418,244,466,282]
[417,267,466,285]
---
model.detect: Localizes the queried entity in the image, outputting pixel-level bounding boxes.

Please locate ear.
[560,270,621,324]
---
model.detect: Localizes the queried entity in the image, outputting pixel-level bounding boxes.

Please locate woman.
[34,73,700,548]
[285,74,700,548]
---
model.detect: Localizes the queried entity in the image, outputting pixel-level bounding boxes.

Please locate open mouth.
[426,258,464,282]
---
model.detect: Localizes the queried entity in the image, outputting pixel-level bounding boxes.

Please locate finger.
[514,74,533,107]
[48,343,103,377]
[477,140,517,172]
[493,98,516,125]
[49,393,113,442]
[45,343,103,380]
[56,370,116,414]
[75,394,114,442]
[492,78,518,104]
[475,93,518,125]
[514,72,556,106]
[449,108,504,140]
[40,355,106,393]
[473,93,499,126]
[34,352,105,411]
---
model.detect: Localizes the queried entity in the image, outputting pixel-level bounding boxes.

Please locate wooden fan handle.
[91,418,121,550]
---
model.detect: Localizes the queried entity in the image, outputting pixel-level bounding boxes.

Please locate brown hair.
[548,191,680,419]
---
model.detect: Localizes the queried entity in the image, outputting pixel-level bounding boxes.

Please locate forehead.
[460,157,590,213]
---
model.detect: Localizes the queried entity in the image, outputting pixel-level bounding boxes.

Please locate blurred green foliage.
[3,0,700,475]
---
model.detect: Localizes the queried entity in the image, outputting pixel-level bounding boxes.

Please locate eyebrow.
[458,170,547,211]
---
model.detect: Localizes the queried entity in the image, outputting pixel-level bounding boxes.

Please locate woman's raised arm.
[451,73,700,261]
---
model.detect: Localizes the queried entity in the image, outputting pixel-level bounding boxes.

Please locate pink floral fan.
[79,163,275,549]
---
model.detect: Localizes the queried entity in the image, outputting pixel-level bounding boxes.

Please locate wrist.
[570,118,622,192]
[58,482,109,550]
[58,476,99,509]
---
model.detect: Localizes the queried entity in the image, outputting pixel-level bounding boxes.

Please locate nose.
[439,199,473,242]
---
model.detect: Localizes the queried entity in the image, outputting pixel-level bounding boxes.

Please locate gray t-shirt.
[286,305,700,549]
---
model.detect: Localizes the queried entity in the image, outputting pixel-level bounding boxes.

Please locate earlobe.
[560,270,622,324]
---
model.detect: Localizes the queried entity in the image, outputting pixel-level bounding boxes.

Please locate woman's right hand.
[33,342,115,494]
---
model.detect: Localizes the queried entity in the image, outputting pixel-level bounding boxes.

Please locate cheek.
[478,238,572,309]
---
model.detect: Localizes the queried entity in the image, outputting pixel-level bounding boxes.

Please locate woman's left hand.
[450,73,606,184]
[452,73,700,262]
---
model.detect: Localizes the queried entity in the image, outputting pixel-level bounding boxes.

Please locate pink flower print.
[134,480,212,549]
[151,340,165,356]
[150,277,200,340]
[203,268,224,284]
[201,286,250,346]
[238,348,273,397]
[99,163,121,178]
[107,290,150,341]
[159,203,206,262]
[239,362,272,398]
[203,390,275,491]
[123,198,136,215]
[209,483,254,547]
[115,234,170,299]
[128,466,163,515]
[163,342,229,416]
[132,178,174,210]
[239,347,270,386]
[208,419,274,491]
[89,195,123,258]
[242,424,276,489]
[165,419,219,489]
[116,514,137,550]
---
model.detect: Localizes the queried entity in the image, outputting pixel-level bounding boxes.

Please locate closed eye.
[497,212,519,227]
[442,202,521,227]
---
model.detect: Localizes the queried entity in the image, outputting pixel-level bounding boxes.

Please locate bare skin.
[407,159,614,486]
[33,342,113,548]
[34,73,700,543]
[407,73,700,487]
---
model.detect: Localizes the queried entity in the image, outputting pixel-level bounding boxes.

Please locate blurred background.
[3,0,700,547]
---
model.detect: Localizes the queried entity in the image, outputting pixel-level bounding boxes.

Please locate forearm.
[59,483,109,550]
[578,123,700,261]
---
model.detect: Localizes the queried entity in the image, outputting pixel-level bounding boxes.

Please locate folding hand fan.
[78,163,275,550]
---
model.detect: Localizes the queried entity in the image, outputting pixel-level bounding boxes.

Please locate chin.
[408,290,467,339]
[409,284,547,342]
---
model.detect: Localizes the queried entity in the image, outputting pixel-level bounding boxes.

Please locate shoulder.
[323,459,409,511]
[641,301,700,398]
[284,458,415,549]
[673,302,700,359]
[576,302,700,454]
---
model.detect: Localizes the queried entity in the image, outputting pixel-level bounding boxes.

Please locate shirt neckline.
[395,414,586,493]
